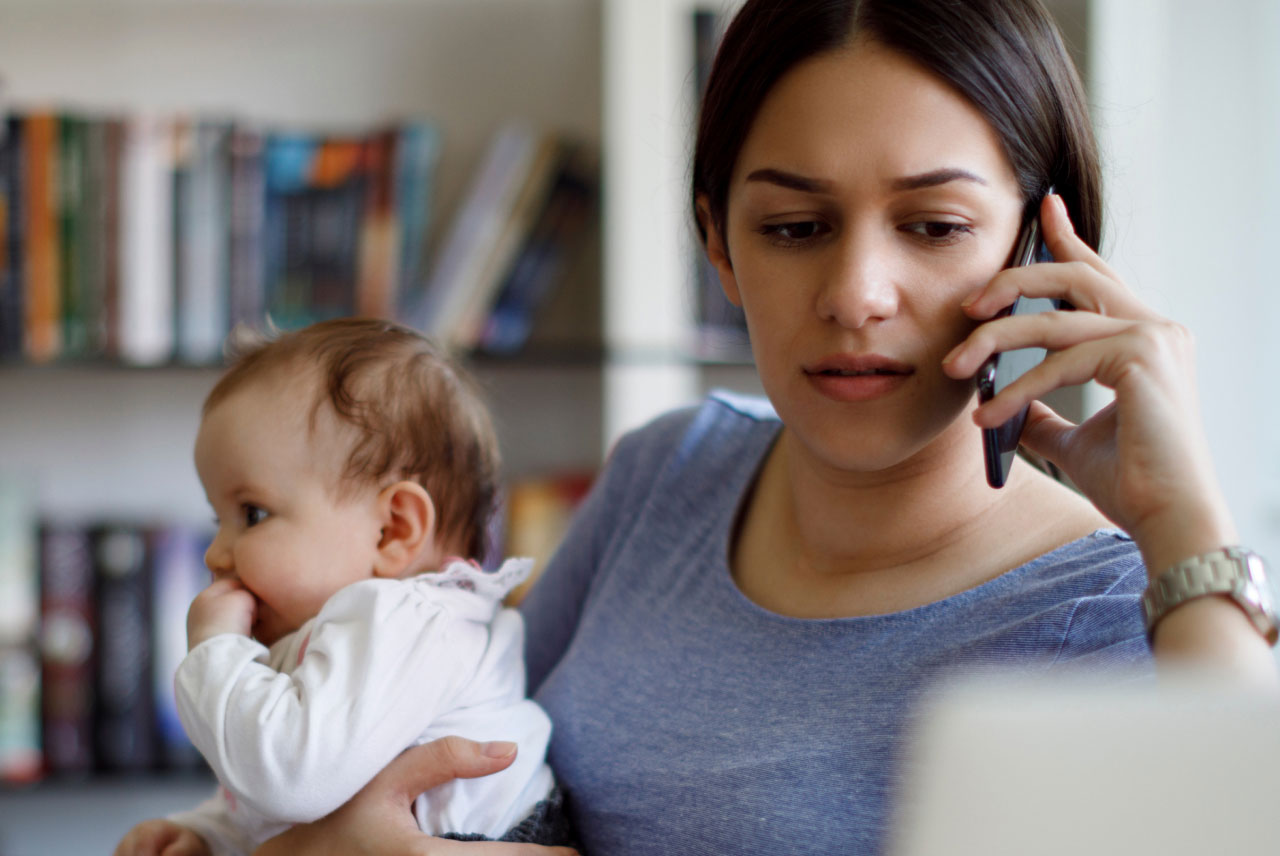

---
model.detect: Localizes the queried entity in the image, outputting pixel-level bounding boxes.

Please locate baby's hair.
[204,317,500,560]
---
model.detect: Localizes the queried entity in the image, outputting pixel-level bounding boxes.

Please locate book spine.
[407,123,538,337]
[480,147,597,354]
[23,113,62,363]
[176,121,231,364]
[38,524,96,777]
[0,480,41,783]
[99,118,124,360]
[262,132,319,330]
[356,129,399,319]
[228,125,266,333]
[91,524,155,772]
[58,116,90,358]
[119,115,175,366]
[80,119,109,360]
[0,117,25,358]
[307,136,363,323]
[149,526,208,770]
[392,121,442,318]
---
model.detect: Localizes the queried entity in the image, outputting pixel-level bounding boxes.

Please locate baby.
[115,318,568,855]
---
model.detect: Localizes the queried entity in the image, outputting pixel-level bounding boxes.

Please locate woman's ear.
[696,194,742,307]
[372,481,438,579]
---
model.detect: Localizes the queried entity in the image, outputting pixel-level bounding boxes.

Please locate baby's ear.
[372,481,438,579]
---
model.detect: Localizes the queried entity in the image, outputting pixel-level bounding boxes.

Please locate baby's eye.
[243,504,269,528]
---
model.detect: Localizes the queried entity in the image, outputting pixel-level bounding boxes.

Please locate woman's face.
[707,39,1025,478]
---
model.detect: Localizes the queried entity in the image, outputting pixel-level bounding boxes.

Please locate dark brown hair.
[693,0,1102,251]
[204,318,500,560]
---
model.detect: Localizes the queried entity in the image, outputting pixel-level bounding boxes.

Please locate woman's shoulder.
[612,389,780,471]
[1023,528,1147,596]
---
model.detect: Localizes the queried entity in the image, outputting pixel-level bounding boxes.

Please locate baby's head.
[194,318,500,645]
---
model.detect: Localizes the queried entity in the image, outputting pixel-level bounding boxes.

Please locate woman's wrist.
[1130,497,1239,580]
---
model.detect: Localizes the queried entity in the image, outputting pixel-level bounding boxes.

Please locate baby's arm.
[176,579,478,825]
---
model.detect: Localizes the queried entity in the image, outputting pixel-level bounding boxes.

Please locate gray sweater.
[522,391,1150,856]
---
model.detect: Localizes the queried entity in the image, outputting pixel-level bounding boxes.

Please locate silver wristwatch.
[1142,546,1279,645]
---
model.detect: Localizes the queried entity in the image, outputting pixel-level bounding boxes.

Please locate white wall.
[1090,0,1280,564]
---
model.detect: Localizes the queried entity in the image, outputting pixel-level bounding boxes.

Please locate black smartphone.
[976,205,1062,488]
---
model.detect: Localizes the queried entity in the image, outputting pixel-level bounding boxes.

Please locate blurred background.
[0,1,1276,853]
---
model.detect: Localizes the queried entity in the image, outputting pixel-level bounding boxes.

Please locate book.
[392,120,443,319]
[406,123,554,347]
[91,524,155,772]
[479,144,598,354]
[0,480,41,783]
[175,120,231,365]
[22,112,61,363]
[119,114,175,366]
[227,124,266,336]
[355,128,399,319]
[0,116,25,359]
[58,115,92,358]
[79,118,110,360]
[98,118,125,360]
[149,526,209,770]
[263,131,363,330]
[38,524,96,776]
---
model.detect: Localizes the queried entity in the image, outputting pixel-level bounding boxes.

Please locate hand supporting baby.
[187,577,257,650]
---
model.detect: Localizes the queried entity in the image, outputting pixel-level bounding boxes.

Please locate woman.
[257,0,1278,854]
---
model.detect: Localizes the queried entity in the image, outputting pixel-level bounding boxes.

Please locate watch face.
[1245,554,1274,601]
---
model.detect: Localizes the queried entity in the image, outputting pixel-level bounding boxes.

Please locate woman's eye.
[759,220,828,245]
[243,505,269,527]
[904,221,972,244]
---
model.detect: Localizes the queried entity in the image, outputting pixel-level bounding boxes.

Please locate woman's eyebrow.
[743,168,835,194]
[889,168,988,192]
[743,166,989,194]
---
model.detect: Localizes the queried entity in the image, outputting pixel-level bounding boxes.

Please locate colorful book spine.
[91,524,155,772]
[0,480,41,783]
[0,117,25,359]
[480,145,597,354]
[149,526,209,770]
[392,121,442,318]
[58,115,92,358]
[227,125,266,335]
[22,112,61,363]
[38,524,96,776]
[119,114,175,366]
[175,120,231,364]
[407,122,543,340]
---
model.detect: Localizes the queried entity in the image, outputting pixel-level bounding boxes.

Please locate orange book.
[23,113,61,362]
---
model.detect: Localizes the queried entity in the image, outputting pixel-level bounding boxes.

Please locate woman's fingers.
[969,319,1192,429]
[962,195,1148,321]
[1037,193,1120,281]
[942,308,1132,380]
[383,738,519,800]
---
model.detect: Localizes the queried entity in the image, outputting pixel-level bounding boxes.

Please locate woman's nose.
[816,231,900,328]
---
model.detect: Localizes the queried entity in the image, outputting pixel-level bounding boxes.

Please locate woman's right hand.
[252,737,577,856]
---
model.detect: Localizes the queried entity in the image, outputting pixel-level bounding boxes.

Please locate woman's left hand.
[942,193,1236,573]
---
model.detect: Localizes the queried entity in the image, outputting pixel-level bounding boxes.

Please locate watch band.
[1142,546,1279,646]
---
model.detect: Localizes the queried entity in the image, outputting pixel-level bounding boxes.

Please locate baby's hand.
[187,577,256,650]
[114,819,210,856]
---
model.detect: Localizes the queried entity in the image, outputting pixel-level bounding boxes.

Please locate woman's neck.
[730,418,1101,618]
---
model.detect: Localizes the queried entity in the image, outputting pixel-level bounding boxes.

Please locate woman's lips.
[803,354,914,402]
